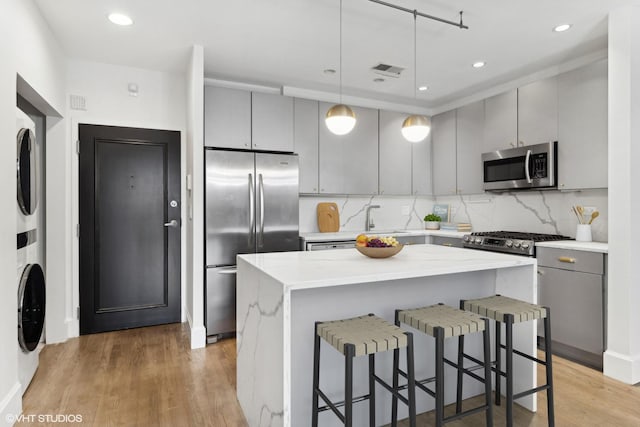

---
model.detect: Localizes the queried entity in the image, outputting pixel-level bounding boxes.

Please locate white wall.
[605,6,640,384]
[64,60,188,337]
[0,0,66,423]
[185,46,206,348]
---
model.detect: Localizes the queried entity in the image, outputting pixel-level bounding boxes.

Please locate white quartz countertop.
[535,240,608,253]
[237,244,535,291]
[299,229,468,242]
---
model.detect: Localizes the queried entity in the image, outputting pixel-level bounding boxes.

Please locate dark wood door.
[79,125,180,334]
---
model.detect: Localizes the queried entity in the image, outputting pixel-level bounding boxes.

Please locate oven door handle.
[524,149,533,184]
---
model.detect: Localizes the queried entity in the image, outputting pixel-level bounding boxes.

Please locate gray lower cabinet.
[318,102,378,195]
[517,76,558,146]
[483,89,517,152]
[431,110,457,196]
[557,59,608,190]
[537,247,605,370]
[378,110,412,195]
[294,98,319,193]
[251,92,294,152]
[430,236,463,248]
[456,100,485,195]
[204,86,251,149]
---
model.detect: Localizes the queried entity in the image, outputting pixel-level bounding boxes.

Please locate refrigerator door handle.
[217,268,237,275]
[249,173,255,246]
[258,173,265,248]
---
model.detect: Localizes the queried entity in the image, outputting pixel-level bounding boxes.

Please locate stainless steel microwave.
[482,141,557,191]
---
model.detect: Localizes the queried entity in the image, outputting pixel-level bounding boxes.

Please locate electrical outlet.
[401,205,410,215]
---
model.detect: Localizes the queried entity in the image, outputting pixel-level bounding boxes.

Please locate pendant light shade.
[326,104,356,136]
[401,114,431,142]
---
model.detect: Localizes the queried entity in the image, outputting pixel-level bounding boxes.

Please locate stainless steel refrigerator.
[205,149,299,341]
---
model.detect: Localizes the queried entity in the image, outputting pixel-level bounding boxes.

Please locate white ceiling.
[35,0,634,109]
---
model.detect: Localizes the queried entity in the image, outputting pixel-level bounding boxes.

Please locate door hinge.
[76,140,80,154]
[76,223,80,238]
[76,306,80,320]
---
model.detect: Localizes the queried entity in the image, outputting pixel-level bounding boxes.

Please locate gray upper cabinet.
[456,100,485,195]
[412,131,432,195]
[251,92,294,152]
[518,76,558,146]
[318,103,378,194]
[483,89,517,152]
[204,86,251,149]
[378,110,412,195]
[431,110,457,196]
[294,98,319,193]
[557,60,608,190]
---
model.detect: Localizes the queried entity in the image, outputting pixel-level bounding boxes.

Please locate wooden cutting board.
[317,202,340,232]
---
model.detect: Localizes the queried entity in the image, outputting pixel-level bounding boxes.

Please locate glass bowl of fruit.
[355,234,403,258]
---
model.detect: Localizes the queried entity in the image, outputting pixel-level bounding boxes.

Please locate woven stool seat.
[463,295,547,324]
[398,304,486,338]
[316,314,407,357]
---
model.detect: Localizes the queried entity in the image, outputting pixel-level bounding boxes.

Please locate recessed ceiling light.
[553,24,572,32]
[108,13,133,26]
[472,61,486,68]
[323,69,336,75]
[418,86,428,91]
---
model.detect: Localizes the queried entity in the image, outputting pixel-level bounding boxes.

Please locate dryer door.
[18,263,46,352]
[17,127,37,215]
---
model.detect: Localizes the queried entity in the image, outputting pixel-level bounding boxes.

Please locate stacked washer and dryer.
[16,108,46,394]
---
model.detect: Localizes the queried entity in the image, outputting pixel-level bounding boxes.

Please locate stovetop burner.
[463,230,572,256]
[469,231,571,242]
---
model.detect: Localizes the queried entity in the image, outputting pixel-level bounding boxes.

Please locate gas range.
[462,231,572,257]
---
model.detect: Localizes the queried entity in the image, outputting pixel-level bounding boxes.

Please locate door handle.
[218,268,237,275]
[164,220,178,228]
[524,149,533,184]
[249,173,255,246]
[258,173,265,248]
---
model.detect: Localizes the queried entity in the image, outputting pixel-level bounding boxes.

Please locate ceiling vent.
[371,63,404,78]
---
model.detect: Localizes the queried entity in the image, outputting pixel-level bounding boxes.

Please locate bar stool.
[312,313,417,427]
[461,295,555,427]
[392,303,493,427]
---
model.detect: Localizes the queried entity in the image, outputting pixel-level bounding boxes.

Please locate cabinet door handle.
[442,243,453,247]
[558,256,576,263]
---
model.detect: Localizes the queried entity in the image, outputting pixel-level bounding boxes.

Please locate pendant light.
[402,11,430,143]
[326,0,356,136]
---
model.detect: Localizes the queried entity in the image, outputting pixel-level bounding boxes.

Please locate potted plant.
[423,214,442,230]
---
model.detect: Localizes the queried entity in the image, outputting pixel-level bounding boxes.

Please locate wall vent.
[70,94,87,111]
[371,63,404,78]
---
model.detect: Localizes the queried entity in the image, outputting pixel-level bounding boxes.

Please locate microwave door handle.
[524,150,533,183]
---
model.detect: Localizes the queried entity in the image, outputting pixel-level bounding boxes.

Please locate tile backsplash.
[299,189,608,242]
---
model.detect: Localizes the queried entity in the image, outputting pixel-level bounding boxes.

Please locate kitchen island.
[236,244,538,427]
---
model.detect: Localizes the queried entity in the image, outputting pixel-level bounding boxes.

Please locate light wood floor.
[20,323,640,426]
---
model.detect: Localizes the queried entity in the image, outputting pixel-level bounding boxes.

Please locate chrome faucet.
[365,205,381,231]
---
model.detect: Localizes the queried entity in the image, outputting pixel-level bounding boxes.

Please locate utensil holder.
[576,224,592,242]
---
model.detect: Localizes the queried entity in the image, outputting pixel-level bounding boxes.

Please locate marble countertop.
[535,240,608,253]
[299,229,468,242]
[237,244,536,291]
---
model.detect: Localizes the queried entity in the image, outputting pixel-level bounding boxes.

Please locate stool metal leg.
[456,334,465,414]
[495,320,502,406]
[369,353,376,427]
[345,343,355,427]
[483,318,494,427]
[505,314,514,427]
[544,308,555,427]
[312,323,321,427]
[435,326,445,427]
[406,332,417,427]
[391,310,400,427]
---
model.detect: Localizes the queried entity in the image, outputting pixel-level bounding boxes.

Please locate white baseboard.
[187,311,206,349]
[603,350,640,384]
[66,317,79,339]
[0,382,22,426]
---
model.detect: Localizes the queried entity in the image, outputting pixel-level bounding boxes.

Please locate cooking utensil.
[576,206,585,224]
[317,202,340,232]
[588,211,600,225]
[571,206,582,223]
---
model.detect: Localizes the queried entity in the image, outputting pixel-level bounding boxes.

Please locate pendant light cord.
[339,0,343,104]
[413,10,417,100]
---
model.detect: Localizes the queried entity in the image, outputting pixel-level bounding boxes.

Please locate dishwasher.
[305,241,355,251]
